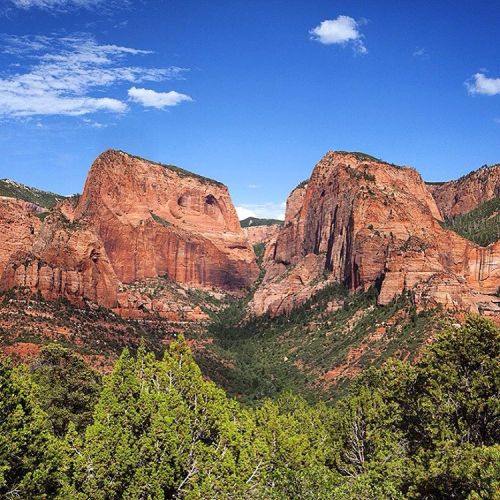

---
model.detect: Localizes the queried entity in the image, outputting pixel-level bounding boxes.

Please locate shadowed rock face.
[427,164,500,218]
[250,152,499,317]
[0,150,258,317]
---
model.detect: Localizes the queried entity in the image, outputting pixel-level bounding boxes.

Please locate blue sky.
[0,0,499,219]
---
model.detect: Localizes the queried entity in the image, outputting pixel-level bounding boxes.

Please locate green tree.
[0,358,67,497]
[406,316,499,498]
[31,343,102,436]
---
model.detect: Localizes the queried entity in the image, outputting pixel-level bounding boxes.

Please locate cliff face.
[250,152,499,317]
[0,197,41,275]
[243,224,281,246]
[427,164,500,218]
[69,150,257,290]
[1,212,119,307]
[0,150,258,318]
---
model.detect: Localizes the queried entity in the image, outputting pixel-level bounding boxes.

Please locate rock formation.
[1,149,498,322]
[0,150,258,319]
[0,197,41,274]
[243,224,282,246]
[250,152,499,317]
[426,163,500,218]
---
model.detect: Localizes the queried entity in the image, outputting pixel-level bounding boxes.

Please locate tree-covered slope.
[442,196,500,246]
[240,216,284,228]
[0,316,498,498]
[0,178,65,208]
[193,283,442,403]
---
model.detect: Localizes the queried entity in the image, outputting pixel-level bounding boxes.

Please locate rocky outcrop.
[243,224,281,246]
[0,197,42,276]
[0,150,258,318]
[1,212,119,307]
[67,150,258,290]
[250,152,499,317]
[426,164,500,218]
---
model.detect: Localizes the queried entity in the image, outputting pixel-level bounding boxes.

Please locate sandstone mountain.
[250,152,499,318]
[426,163,500,218]
[1,149,499,325]
[240,217,283,246]
[0,150,258,319]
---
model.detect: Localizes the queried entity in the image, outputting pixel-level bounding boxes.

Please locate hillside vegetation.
[240,216,284,228]
[193,284,441,404]
[442,197,500,246]
[0,316,497,498]
[0,179,65,208]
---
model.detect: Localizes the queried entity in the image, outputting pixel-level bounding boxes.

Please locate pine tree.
[0,358,67,497]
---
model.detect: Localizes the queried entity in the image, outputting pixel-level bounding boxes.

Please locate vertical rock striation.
[250,152,499,317]
[0,150,258,318]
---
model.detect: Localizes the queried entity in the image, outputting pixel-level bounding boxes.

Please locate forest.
[0,315,498,499]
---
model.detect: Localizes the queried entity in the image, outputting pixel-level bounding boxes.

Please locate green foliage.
[30,344,102,436]
[253,242,265,266]
[197,284,435,404]
[150,211,172,227]
[0,316,497,497]
[337,151,386,163]
[442,197,500,246]
[0,358,67,497]
[0,179,65,208]
[292,179,309,191]
[240,217,284,228]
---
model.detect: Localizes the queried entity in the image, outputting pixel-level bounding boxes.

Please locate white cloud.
[495,118,500,124]
[128,87,192,109]
[247,184,260,189]
[83,118,107,128]
[9,0,125,11]
[466,73,500,96]
[413,47,427,58]
[236,206,257,219]
[235,202,286,220]
[0,34,188,117]
[310,15,367,54]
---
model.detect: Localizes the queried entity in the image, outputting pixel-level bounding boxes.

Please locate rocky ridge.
[426,163,500,218]
[0,150,258,319]
[250,152,499,318]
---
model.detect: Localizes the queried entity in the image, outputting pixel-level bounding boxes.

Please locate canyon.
[0,149,498,325]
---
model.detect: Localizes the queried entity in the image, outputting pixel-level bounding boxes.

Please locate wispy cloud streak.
[0,34,188,117]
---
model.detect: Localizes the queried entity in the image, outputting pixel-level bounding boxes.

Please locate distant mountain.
[442,197,500,246]
[426,163,500,218]
[0,178,65,208]
[240,217,283,228]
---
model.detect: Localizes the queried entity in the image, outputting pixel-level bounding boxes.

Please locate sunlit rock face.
[249,152,499,317]
[0,150,258,319]
[427,164,499,218]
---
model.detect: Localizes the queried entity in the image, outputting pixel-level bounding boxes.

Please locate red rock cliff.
[0,150,258,317]
[0,197,41,275]
[427,164,500,218]
[243,224,282,246]
[250,152,499,317]
[69,150,257,290]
